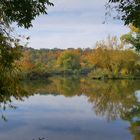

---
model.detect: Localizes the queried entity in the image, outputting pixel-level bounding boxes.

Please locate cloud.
[49,0,107,12]
[16,0,129,49]
[23,23,128,49]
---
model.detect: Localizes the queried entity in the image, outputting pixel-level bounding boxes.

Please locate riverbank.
[92,76,140,80]
[20,71,140,81]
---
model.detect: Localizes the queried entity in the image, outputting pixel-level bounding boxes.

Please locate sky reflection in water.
[0,77,140,140]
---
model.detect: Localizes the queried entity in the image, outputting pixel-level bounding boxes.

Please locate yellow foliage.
[129,24,140,33]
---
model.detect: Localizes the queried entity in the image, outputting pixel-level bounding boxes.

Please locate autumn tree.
[0,0,54,73]
[57,51,81,72]
[17,50,34,72]
[121,24,140,51]
[89,37,140,76]
[0,0,54,93]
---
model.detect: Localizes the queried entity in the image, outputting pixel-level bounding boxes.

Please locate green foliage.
[0,34,22,71]
[109,0,140,28]
[88,69,115,79]
[121,25,140,51]
[0,35,25,103]
[0,0,54,80]
[0,0,54,28]
[57,51,81,71]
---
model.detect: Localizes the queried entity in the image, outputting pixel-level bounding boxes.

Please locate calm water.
[1,76,140,140]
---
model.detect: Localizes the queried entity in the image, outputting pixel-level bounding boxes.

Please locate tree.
[108,0,140,28]
[57,51,81,72]
[0,0,54,29]
[89,37,140,76]
[0,0,54,70]
[0,0,54,95]
[121,24,140,51]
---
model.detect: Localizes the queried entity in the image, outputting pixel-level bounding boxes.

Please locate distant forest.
[16,36,140,80]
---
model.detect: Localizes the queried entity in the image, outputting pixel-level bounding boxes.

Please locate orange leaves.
[17,50,34,72]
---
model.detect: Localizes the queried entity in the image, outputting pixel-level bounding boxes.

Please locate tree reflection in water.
[0,71,30,121]
[1,76,140,139]
[32,138,45,140]
[26,76,140,140]
[24,77,140,121]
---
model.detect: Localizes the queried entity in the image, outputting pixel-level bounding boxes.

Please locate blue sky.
[17,0,129,49]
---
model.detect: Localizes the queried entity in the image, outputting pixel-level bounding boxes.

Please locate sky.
[17,0,129,49]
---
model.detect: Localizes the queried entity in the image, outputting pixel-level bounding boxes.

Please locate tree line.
[0,0,140,81]
[15,35,140,79]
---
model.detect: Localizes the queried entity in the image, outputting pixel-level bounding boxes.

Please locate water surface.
[0,76,140,140]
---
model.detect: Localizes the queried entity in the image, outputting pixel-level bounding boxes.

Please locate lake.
[0,76,140,140]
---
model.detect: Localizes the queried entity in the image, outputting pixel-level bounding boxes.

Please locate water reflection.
[0,72,29,122]
[1,76,140,140]
[23,77,140,120]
